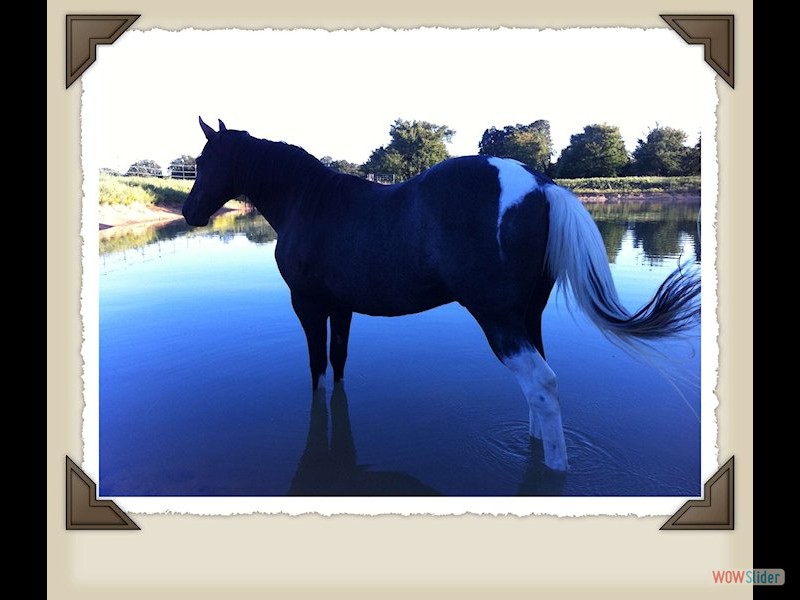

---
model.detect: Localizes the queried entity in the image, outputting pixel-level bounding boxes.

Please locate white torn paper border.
[80,27,718,516]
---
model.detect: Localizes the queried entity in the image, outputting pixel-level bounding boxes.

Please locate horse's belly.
[340,279,453,317]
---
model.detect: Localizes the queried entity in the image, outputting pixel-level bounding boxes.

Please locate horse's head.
[182,117,239,227]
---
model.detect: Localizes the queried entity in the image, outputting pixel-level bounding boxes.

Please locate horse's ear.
[199,116,216,140]
[218,119,227,132]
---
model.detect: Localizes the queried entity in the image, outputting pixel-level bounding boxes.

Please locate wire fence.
[104,165,398,185]
[364,173,396,185]
[166,164,197,179]
[102,164,198,179]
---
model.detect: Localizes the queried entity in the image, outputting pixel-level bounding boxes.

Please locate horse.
[182,117,701,471]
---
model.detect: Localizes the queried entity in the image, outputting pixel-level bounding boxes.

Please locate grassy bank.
[99,174,193,207]
[556,176,700,194]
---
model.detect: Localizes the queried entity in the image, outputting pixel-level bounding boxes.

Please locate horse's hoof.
[544,457,569,472]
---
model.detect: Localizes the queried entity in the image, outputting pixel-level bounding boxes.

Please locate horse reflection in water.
[182,118,700,472]
[288,384,565,496]
[289,384,440,495]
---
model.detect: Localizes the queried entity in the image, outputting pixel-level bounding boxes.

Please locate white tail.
[543,184,700,343]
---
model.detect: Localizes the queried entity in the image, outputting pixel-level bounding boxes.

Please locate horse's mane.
[225,131,340,196]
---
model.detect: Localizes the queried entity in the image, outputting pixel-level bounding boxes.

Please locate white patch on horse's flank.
[502,348,568,470]
[488,157,539,251]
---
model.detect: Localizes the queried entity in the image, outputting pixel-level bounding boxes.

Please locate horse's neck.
[235,137,336,234]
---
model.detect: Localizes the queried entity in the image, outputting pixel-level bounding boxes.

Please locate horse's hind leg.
[524,279,554,440]
[528,402,543,440]
[473,316,568,471]
[330,310,353,383]
[525,276,554,359]
[505,348,567,470]
[291,294,329,391]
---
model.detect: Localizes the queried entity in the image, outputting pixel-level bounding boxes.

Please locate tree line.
[116,119,700,182]
[326,119,700,181]
[105,155,197,179]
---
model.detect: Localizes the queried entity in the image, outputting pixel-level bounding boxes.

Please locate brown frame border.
[661,14,734,88]
[661,457,735,530]
[66,14,140,88]
[66,456,139,530]
[65,12,736,532]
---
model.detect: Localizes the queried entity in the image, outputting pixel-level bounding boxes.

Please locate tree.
[630,126,694,176]
[126,159,163,178]
[168,155,197,179]
[362,146,405,177]
[554,124,629,178]
[478,120,553,172]
[363,119,454,181]
[320,156,365,177]
[682,138,701,176]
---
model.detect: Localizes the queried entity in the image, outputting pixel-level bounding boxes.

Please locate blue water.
[99,202,701,496]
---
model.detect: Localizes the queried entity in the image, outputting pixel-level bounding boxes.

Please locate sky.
[82,28,714,173]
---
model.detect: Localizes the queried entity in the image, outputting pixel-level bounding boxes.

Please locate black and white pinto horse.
[182,118,700,471]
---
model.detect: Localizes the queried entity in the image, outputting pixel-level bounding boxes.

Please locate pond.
[99,200,701,497]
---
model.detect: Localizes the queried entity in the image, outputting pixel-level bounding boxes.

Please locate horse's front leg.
[330,310,353,383]
[291,294,329,391]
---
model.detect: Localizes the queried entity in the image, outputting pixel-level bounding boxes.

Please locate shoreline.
[99,202,247,231]
[98,192,700,231]
[99,204,184,230]
[576,191,700,204]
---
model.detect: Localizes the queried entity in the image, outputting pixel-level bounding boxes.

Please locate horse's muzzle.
[183,213,210,227]
[182,200,209,227]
